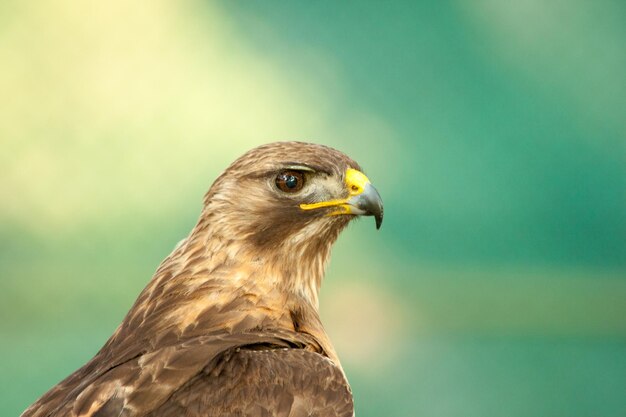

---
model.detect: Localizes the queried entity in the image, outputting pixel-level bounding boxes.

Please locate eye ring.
[275,170,305,193]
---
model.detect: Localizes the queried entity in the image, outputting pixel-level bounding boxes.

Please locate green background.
[1,1,625,416]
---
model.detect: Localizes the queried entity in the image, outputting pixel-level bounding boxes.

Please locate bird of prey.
[22,141,384,417]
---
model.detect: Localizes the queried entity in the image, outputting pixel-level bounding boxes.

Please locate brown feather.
[22,142,364,417]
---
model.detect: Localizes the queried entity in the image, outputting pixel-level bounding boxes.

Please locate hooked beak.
[300,168,384,229]
[344,180,384,229]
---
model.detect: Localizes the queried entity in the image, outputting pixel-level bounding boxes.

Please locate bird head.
[191,142,383,305]
[201,142,382,248]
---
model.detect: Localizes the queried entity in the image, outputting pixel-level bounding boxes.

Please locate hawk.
[23,141,384,417]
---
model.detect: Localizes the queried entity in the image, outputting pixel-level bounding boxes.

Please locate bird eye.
[275,170,305,193]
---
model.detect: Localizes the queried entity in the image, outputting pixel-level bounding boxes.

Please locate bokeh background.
[2,1,625,416]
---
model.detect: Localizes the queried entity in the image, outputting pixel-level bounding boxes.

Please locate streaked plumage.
[22,142,383,417]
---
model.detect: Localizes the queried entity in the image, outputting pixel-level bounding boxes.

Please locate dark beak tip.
[375,212,383,230]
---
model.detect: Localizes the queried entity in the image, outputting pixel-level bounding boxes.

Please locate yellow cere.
[299,167,371,215]
[345,168,371,196]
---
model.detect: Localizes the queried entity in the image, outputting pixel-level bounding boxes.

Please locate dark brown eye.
[275,170,305,193]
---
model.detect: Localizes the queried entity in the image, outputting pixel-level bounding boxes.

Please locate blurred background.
[1,1,625,416]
